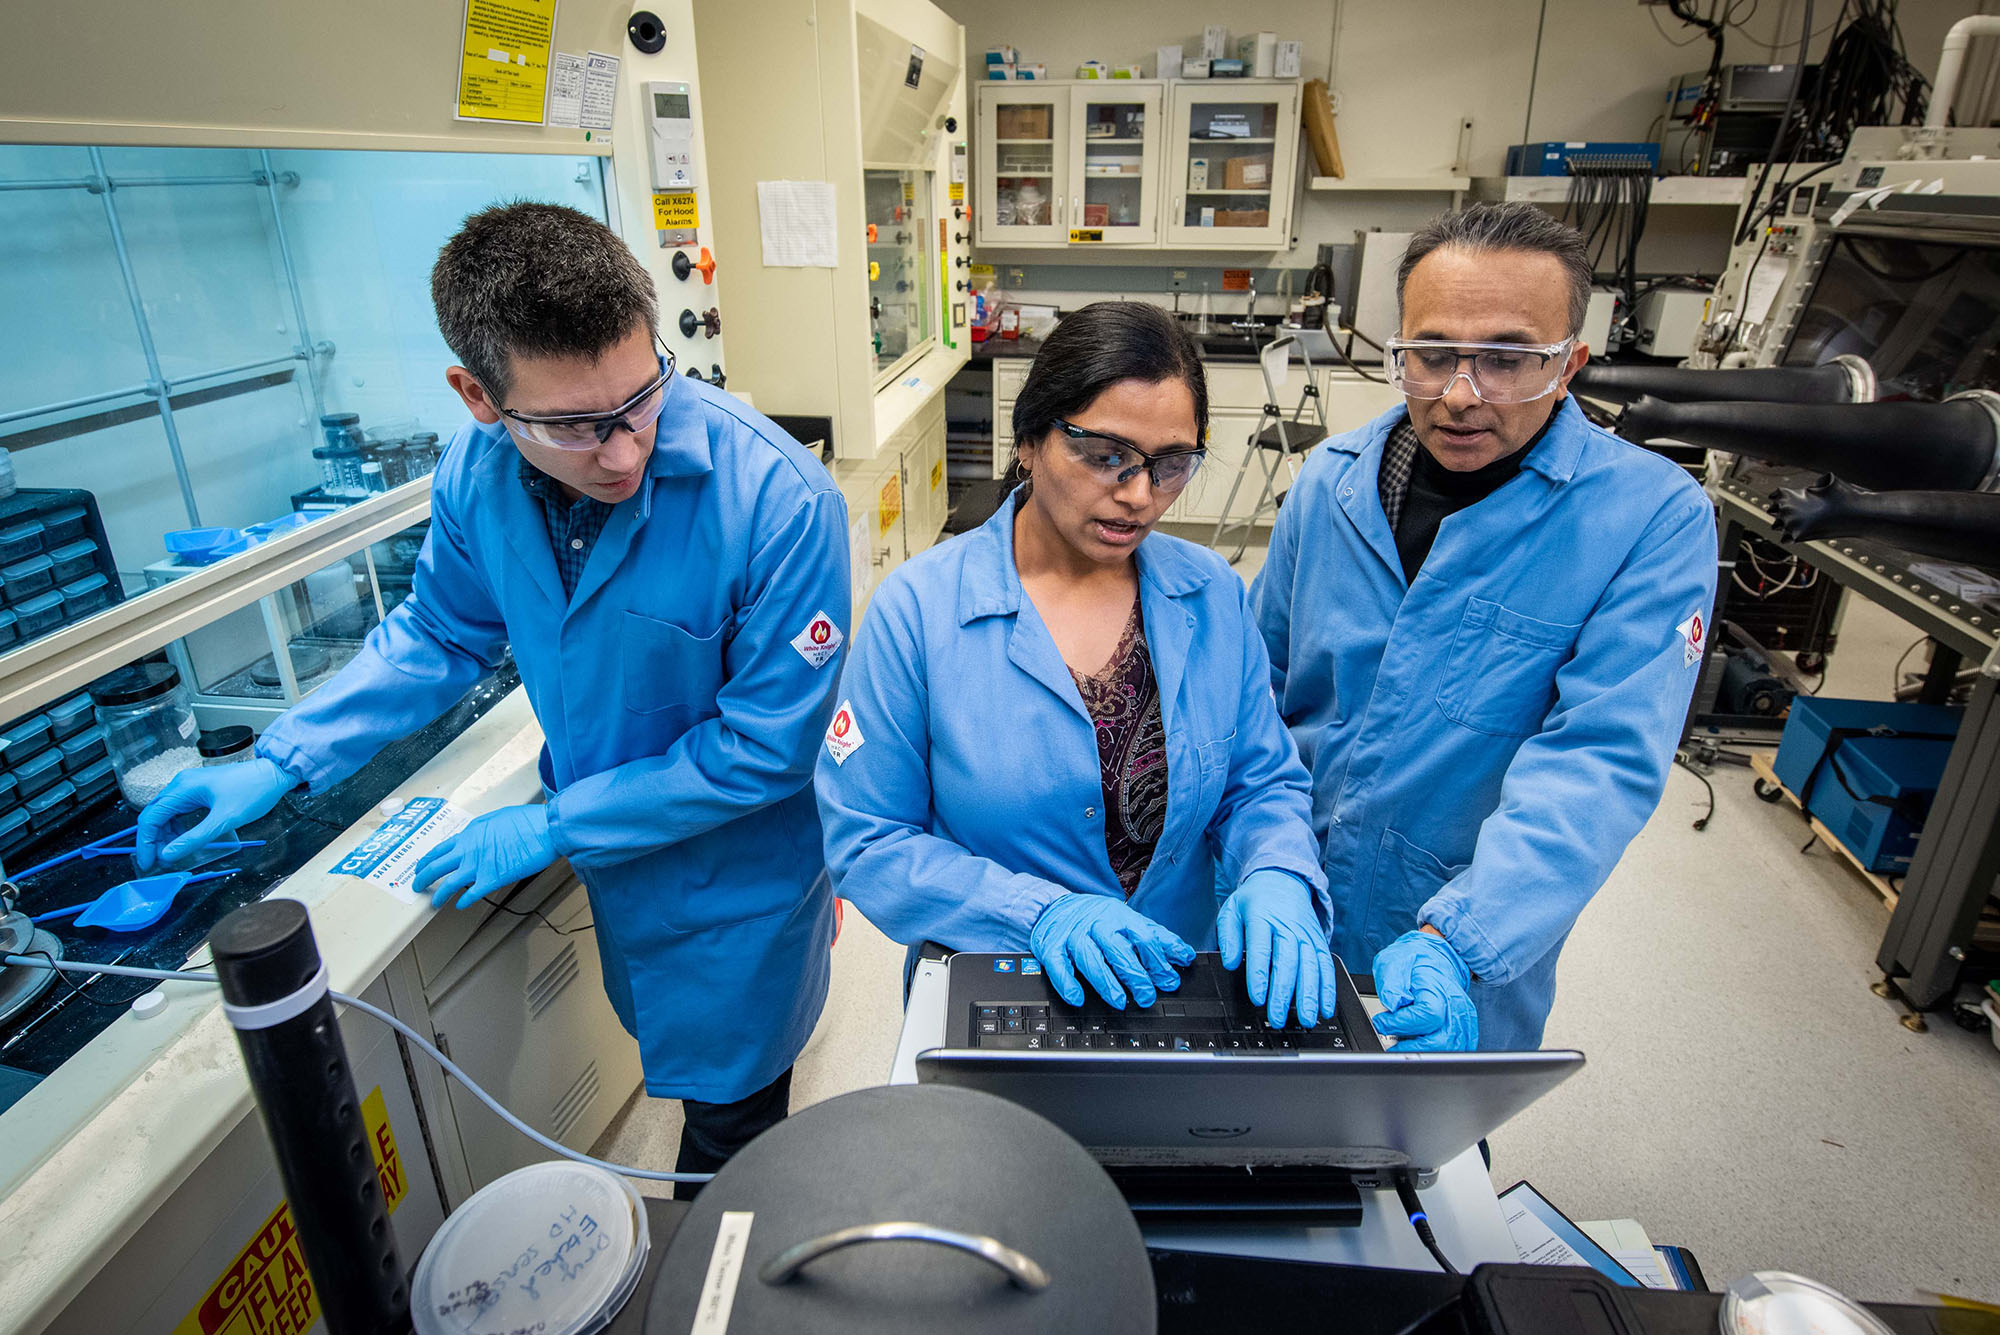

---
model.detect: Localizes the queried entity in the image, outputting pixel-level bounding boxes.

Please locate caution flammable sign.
[172,1088,408,1335]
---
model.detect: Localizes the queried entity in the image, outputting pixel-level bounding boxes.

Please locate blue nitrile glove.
[1371,929,1479,1051]
[134,757,299,872]
[1029,893,1196,1010]
[1217,868,1339,1028]
[413,805,557,910]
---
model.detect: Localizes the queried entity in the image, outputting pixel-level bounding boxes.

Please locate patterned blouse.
[1069,600,1171,896]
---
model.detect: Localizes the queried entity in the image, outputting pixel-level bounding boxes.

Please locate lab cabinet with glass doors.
[976,79,1299,252]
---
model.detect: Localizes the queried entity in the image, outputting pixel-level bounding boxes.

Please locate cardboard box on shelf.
[1215,208,1270,227]
[1199,205,1216,226]
[1235,31,1276,78]
[1156,44,1183,78]
[1223,155,1271,189]
[1201,24,1228,58]
[986,64,1016,80]
[1083,203,1109,226]
[1188,157,1210,189]
[1113,65,1142,78]
[995,105,1052,139]
[1181,57,1210,78]
[1275,39,1302,78]
[1210,58,1247,77]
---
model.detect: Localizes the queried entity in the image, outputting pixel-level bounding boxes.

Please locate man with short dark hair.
[136,203,850,1186]
[1253,202,1716,1051]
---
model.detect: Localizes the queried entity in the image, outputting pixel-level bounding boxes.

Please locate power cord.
[0,952,712,1186]
[1395,1171,1461,1274]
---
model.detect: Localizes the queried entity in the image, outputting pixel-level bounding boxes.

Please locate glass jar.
[89,662,202,807]
[359,461,386,493]
[319,412,363,451]
[406,432,441,477]
[376,440,410,488]
[198,725,255,766]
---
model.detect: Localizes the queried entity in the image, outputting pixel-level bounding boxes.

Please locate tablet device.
[1497,1179,1643,1287]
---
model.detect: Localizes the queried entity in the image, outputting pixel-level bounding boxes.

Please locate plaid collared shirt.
[1377,416,1422,531]
[518,458,614,600]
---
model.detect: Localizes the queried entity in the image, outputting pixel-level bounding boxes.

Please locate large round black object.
[627,9,666,53]
[88,661,182,708]
[643,1084,1155,1335]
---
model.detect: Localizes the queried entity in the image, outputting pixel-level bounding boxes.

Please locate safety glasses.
[1385,338,1574,404]
[495,349,678,451]
[1053,419,1207,492]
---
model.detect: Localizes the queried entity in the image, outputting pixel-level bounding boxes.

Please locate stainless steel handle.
[759,1221,1051,1290]
[1071,196,1080,226]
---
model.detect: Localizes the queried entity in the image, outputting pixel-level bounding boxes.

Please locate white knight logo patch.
[1676,612,1706,667]
[824,701,865,765]
[791,610,843,669]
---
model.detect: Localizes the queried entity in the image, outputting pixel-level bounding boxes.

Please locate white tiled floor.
[595,534,2000,1305]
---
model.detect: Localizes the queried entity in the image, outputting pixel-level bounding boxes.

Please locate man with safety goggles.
[134,202,850,1190]
[1251,202,1716,1053]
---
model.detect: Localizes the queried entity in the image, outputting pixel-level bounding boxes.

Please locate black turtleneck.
[1393,415,1553,583]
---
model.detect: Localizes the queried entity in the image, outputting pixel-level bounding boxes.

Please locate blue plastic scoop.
[32,870,238,932]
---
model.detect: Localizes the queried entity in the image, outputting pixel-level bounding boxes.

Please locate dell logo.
[1188,1126,1251,1139]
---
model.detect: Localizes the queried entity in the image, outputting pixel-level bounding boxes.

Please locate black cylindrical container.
[210,900,410,1335]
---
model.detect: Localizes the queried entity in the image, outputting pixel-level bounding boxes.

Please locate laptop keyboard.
[971,1000,1352,1052]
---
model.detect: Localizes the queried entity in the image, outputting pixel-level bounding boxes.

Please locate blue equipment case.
[1771,698,1961,874]
[1504,142,1662,175]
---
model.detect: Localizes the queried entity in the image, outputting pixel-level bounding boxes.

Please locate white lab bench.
[0,688,643,1335]
[890,955,1520,1274]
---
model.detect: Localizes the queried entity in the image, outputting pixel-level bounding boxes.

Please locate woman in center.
[817,301,1335,1025]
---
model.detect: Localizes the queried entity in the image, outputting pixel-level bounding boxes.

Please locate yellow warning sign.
[948,182,965,202]
[173,1088,408,1335]
[1068,228,1104,243]
[930,460,944,491]
[455,0,558,124]
[903,182,915,204]
[652,190,699,230]
[878,474,903,537]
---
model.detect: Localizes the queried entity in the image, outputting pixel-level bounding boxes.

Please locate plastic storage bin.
[0,608,16,650]
[12,591,65,637]
[25,780,74,830]
[0,806,28,855]
[60,573,112,618]
[90,662,201,808]
[59,726,106,773]
[11,746,66,799]
[47,539,97,583]
[70,756,116,802]
[2,555,53,604]
[1773,697,1962,874]
[46,693,94,740]
[1,714,52,765]
[0,520,44,565]
[164,528,251,566]
[39,506,87,546]
[0,771,17,806]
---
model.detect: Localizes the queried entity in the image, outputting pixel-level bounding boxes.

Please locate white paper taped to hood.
[332,797,472,903]
[1829,177,1943,226]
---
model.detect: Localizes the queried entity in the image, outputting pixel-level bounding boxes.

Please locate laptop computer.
[914,950,1583,1194]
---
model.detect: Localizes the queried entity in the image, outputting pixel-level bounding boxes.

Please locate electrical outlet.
[1008,267,1025,287]
[1171,270,1187,288]
[1328,89,1343,115]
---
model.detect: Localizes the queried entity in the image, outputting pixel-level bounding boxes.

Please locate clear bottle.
[89,662,202,807]
[198,725,255,766]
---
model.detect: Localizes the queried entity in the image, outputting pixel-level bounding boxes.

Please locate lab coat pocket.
[621,611,726,718]
[1366,828,1468,950]
[1434,597,1580,738]
[1182,733,1233,862]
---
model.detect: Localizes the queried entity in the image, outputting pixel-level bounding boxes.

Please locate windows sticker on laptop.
[993,959,1015,972]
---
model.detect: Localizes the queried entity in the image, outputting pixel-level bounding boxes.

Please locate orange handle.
[694,246,716,284]
[867,223,879,244]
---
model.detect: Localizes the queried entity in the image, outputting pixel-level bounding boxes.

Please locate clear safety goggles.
[1385,338,1574,404]
[1053,419,1207,493]
[495,352,677,451]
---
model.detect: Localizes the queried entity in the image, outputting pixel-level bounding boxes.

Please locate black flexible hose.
[1616,395,1998,493]
[1576,361,1868,407]
[1771,476,2000,570]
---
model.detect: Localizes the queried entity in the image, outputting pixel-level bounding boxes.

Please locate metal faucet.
[1232,279,1262,342]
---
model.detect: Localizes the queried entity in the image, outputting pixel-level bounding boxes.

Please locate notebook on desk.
[915,950,1583,1188]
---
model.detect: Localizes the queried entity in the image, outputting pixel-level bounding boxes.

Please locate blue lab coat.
[1251,396,1716,1049]
[816,492,1328,955]
[258,372,849,1102]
